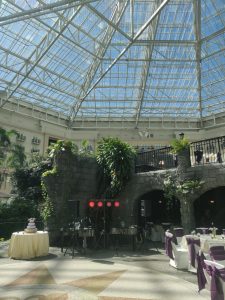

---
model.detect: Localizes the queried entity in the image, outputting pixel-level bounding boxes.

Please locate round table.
[8,231,49,259]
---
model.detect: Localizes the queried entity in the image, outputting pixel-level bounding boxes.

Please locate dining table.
[8,230,49,259]
[180,234,225,253]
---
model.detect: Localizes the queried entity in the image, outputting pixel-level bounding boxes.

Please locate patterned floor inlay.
[5,264,56,287]
[0,292,68,300]
[98,297,154,300]
[65,270,126,294]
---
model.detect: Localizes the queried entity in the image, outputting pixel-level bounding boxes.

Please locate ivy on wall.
[163,174,204,202]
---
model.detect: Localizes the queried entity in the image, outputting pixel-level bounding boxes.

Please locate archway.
[136,190,181,229]
[194,186,225,229]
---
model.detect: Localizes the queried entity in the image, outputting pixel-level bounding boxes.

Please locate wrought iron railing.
[135,135,225,173]
[135,146,176,173]
[190,136,225,166]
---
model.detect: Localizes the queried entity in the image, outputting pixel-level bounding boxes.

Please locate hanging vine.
[163,174,204,204]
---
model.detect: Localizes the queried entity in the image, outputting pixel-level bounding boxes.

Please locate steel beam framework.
[0,0,224,127]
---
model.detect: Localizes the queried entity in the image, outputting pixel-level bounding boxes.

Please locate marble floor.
[0,242,210,300]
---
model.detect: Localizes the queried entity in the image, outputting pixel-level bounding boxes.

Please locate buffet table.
[8,231,49,259]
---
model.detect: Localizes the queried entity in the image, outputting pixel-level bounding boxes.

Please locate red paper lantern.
[106,201,112,207]
[97,201,103,207]
[88,201,95,208]
[114,201,120,207]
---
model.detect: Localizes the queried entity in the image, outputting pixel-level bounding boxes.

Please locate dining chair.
[173,227,184,244]
[204,260,225,300]
[165,231,188,270]
[186,236,201,273]
[196,249,208,292]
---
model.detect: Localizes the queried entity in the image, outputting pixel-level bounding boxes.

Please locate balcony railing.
[190,136,225,166]
[135,146,175,173]
[135,135,225,173]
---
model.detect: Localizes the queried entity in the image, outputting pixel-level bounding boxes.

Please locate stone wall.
[43,151,98,242]
[43,149,225,239]
[118,163,225,232]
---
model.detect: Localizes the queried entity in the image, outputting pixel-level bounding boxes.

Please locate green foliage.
[164,174,204,202]
[7,144,26,169]
[170,137,190,154]
[40,181,54,222]
[176,179,204,194]
[79,139,94,156]
[11,161,51,202]
[42,167,58,178]
[96,137,136,197]
[47,140,78,158]
[0,196,41,239]
[0,127,19,167]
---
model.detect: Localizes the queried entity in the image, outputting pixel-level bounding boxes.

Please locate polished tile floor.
[0,242,210,300]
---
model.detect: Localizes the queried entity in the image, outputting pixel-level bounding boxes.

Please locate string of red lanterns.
[88,200,120,208]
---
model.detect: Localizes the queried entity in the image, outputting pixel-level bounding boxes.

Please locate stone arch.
[118,171,168,225]
[131,189,181,227]
[194,186,225,229]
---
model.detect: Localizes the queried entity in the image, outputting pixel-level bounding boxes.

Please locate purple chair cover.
[165,234,174,260]
[196,251,207,292]
[174,228,184,238]
[186,237,200,268]
[205,264,225,300]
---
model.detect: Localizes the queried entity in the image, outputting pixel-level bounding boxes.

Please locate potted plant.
[170,136,191,172]
[170,137,190,155]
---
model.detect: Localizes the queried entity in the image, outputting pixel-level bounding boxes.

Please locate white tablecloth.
[180,235,225,253]
[8,231,49,259]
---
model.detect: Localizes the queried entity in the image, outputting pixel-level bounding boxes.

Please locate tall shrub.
[96,137,136,197]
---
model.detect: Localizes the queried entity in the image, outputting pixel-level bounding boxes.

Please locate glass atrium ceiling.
[0,0,224,127]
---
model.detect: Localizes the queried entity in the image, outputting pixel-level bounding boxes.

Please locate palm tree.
[0,128,18,166]
[0,127,26,188]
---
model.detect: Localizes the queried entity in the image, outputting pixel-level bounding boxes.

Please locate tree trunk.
[180,196,195,234]
[177,148,191,178]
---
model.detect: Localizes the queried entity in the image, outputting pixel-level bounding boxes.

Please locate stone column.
[179,195,195,234]
[177,148,191,179]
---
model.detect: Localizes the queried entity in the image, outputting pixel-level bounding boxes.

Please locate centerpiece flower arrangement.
[209,223,217,238]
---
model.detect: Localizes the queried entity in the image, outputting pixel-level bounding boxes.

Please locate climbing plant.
[47,140,78,159]
[163,174,204,202]
[96,137,136,197]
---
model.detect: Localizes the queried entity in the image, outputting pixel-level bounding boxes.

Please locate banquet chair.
[186,236,200,273]
[173,227,184,245]
[196,250,209,292]
[165,231,188,270]
[204,260,225,300]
